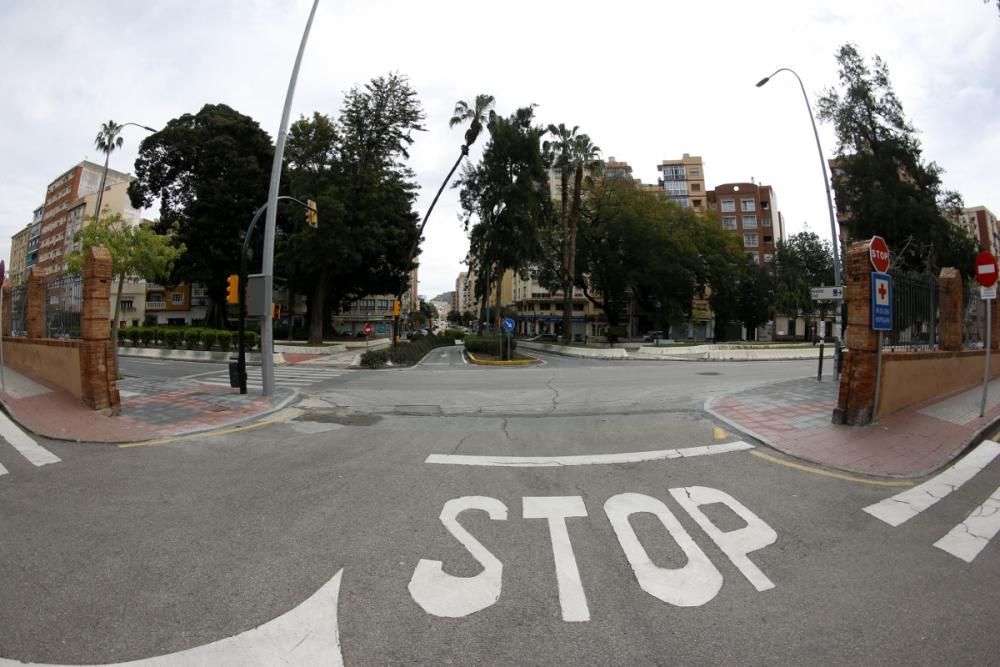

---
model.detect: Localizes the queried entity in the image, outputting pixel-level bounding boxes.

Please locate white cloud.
[1,0,997,295]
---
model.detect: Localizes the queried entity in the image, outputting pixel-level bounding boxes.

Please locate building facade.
[9,224,32,287]
[656,153,706,210]
[959,206,1000,257]
[707,182,784,267]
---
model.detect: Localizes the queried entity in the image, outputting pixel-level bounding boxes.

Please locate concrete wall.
[877,350,1000,418]
[3,337,83,398]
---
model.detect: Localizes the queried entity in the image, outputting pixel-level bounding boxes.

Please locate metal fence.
[8,285,28,337]
[45,274,83,339]
[885,270,938,351]
[962,281,988,350]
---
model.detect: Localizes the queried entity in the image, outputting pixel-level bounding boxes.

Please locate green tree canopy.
[770,231,835,318]
[818,43,977,275]
[128,103,276,327]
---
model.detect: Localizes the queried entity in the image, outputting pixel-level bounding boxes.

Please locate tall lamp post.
[94,122,156,217]
[756,67,842,379]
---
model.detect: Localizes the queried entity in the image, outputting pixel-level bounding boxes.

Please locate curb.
[465,350,540,366]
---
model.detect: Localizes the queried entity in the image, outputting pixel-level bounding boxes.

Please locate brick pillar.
[938,268,962,352]
[2,283,9,337]
[833,241,881,425]
[79,247,121,414]
[26,268,45,339]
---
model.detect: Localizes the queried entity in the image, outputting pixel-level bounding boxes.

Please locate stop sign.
[975,251,998,288]
[363,321,373,337]
[869,236,890,273]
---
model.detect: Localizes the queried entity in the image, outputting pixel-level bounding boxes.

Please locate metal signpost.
[502,317,515,361]
[364,321,373,349]
[0,259,5,392]
[870,237,892,417]
[976,251,998,417]
[810,285,844,380]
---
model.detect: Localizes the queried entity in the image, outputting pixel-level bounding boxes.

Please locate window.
[743,232,758,248]
[692,199,702,208]
[665,180,687,196]
[763,235,773,243]
[748,252,760,263]
[660,165,685,180]
[763,253,774,263]
[573,303,584,311]
[540,303,549,310]
[762,217,771,227]
[691,183,701,193]
[689,167,700,177]
[742,215,757,229]
[720,199,736,212]
[760,200,770,210]
[741,198,755,212]
[120,299,134,311]
[722,216,737,230]
[171,293,185,304]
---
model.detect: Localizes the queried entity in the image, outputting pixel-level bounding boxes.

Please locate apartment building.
[656,154,706,209]
[510,272,605,340]
[707,182,785,267]
[958,206,1000,257]
[35,160,138,278]
[332,268,420,336]
[9,223,32,287]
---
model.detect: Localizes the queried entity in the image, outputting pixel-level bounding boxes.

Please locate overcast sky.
[1,0,997,298]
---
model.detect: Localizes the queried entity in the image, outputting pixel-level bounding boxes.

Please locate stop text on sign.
[407,488,776,622]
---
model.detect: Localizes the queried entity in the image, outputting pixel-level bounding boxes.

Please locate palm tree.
[93,120,124,217]
[396,94,495,343]
[543,125,602,343]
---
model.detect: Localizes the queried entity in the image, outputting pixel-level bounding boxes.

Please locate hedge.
[463,335,516,356]
[360,333,457,369]
[117,326,257,352]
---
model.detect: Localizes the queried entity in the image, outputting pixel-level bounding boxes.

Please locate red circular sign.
[363,321,373,336]
[975,251,998,288]
[869,236,890,273]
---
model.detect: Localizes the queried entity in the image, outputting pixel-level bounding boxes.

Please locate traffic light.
[226,274,239,305]
[393,299,401,317]
[272,303,281,319]
[306,200,318,228]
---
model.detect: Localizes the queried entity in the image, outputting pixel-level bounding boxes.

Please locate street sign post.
[502,317,515,360]
[810,286,844,301]
[0,259,5,391]
[976,251,998,417]
[869,236,890,273]
[871,272,892,331]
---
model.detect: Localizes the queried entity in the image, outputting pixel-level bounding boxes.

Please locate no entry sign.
[975,251,998,288]
[869,236,890,273]
[363,321,373,337]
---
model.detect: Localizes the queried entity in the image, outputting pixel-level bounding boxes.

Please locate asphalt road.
[2,347,999,665]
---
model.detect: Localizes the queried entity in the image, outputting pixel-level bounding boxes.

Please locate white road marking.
[863,440,1000,526]
[0,411,60,467]
[604,492,723,607]
[0,569,344,666]
[933,485,1000,562]
[408,496,507,618]
[425,441,753,467]
[524,496,590,622]
[0,461,7,477]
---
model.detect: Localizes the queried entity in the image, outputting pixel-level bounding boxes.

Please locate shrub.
[217,330,232,351]
[202,330,218,350]
[126,327,142,346]
[164,329,182,348]
[139,327,156,346]
[244,331,259,351]
[360,349,389,368]
[154,328,167,345]
[463,335,515,356]
[605,326,628,347]
[185,328,203,349]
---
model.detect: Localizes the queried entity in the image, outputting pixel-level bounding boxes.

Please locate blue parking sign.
[871,272,892,331]
[502,317,515,334]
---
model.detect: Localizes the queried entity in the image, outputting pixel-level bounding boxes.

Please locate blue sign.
[501,317,515,334]
[871,272,892,331]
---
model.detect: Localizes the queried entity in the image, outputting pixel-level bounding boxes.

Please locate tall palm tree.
[93,120,124,217]
[395,94,495,343]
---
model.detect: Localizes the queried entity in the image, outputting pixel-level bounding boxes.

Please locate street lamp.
[756,67,843,379]
[93,121,156,218]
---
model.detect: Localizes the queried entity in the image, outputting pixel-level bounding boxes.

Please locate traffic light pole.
[238,197,316,395]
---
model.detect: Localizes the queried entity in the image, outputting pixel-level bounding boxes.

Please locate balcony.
[146,301,166,311]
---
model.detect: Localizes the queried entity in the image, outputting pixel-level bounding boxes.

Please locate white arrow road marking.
[933,485,1000,563]
[863,440,1000,526]
[0,569,345,666]
[0,411,60,467]
[425,441,753,467]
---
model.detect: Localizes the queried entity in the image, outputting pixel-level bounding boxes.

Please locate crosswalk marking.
[933,487,1000,562]
[0,410,61,467]
[197,366,341,389]
[863,440,1000,527]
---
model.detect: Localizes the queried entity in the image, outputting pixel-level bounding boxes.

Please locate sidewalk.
[707,375,1000,478]
[0,365,295,444]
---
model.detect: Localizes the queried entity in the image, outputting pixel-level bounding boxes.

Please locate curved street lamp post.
[756,68,842,379]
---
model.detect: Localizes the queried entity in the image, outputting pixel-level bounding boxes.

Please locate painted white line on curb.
[0,461,7,477]
[0,410,60,467]
[933,484,1000,562]
[0,569,345,666]
[425,441,754,467]
[863,440,1000,527]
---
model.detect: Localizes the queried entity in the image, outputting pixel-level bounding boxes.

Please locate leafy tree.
[457,106,551,328]
[128,104,276,328]
[770,231,835,328]
[419,299,439,320]
[409,310,428,326]
[66,213,184,376]
[817,43,977,275]
[542,124,603,343]
[282,74,425,343]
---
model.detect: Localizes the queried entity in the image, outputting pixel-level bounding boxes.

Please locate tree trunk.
[111,273,125,380]
[308,280,326,344]
[287,288,295,341]
[563,165,584,345]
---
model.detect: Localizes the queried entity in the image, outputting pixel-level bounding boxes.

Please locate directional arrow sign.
[810,286,844,301]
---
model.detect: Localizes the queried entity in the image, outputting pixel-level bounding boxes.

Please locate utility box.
[247,273,267,317]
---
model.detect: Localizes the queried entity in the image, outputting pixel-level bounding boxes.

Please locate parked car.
[642,330,664,342]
